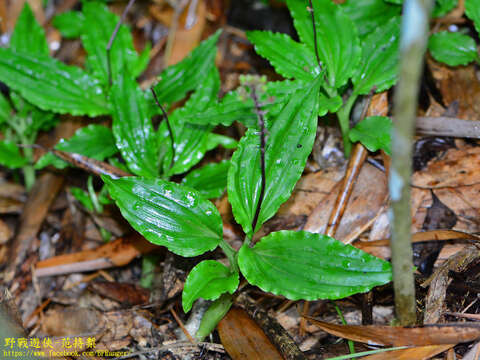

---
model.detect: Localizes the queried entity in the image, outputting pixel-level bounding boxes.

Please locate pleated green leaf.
[238,230,392,300]
[0,93,12,125]
[353,16,401,95]
[228,76,322,237]
[465,0,480,33]
[182,260,239,313]
[428,31,478,66]
[247,31,318,81]
[286,0,361,89]
[0,141,28,169]
[10,3,49,55]
[182,160,230,199]
[183,79,316,128]
[53,11,86,38]
[81,1,149,85]
[152,30,221,107]
[349,116,392,155]
[103,176,223,257]
[164,66,220,176]
[341,0,401,39]
[111,75,159,178]
[36,124,118,170]
[0,49,108,116]
[433,0,458,17]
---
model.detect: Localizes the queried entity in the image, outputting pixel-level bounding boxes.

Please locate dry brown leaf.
[167,0,207,66]
[0,219,13,244]
[363,344,454,360]
[423,245,480,324]
[35,233,158,277]
[304,163,388,243]
[88,281,150,306]
[218,308,283,360]
[412,146,480,189]
[305,316,480,346]
[428,59,480,120]
[355,229,480,259]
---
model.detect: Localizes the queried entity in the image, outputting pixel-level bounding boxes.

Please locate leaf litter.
[2,0,480,359]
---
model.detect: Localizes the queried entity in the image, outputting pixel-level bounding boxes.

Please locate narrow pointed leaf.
[10,3,49,55]
[182,260,239,313]
[238,230,392,300]
[433,0,458,17]
[36,124,118,170]
[182,160,230,199]
[349,116,392,155]
[353,16,401,95]
[53,11,86,38]
[103,176,224,257]
[206,133,238,150]
[286,0,361,88]
[152,30,221,107]
[184,79,312,128]
[70,187,95,212]
[466,0,480,34]
[341,0,401,39]
[428,31,478,66]
[0,93,12,125]
[247,31,318,80]
[228,77,321,236]
[111,75,158,178]
[165,66,220,176]
[0,141,28,169]
[182,90,257,127]
[0,49,108,116]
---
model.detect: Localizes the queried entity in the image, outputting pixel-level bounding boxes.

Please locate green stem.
[195,293,233,341]
[19,133,35,191]
[219,239,238,273]
[332,301,355,355]
[390,0,434,326]
[87,175,103,214]
[336,94,357,157]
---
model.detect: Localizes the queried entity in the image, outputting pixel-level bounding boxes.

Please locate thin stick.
[170,307,196,344]
[325,89,375,237]
[250,86,267,235]
[106,0,136,86]
[390,0,434,326]
[308,0,322,72]
[150,87,175,169]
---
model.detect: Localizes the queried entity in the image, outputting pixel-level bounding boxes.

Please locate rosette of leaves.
[30,2,236,198]
[104,75,392,339]
[184,0,402,156]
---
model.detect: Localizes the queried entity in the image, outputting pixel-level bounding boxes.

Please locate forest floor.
[2,0,480,359]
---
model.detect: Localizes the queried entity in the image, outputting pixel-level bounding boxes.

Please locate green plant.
[0,4,58,190]
[0,0,414,339]
[428,0,480,66]
[233,0,402,156]
[102,75,392,339]
[30,2,236,199]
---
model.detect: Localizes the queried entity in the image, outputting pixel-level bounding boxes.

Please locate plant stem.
[336,94,357,157]
[19,132,35,192]
[390,0,434,326]
[250,86,266,235]
[106,0,136,86]
[195,293,233,341]
[219,240,238,273]
[332,301,355,355]
[308,0,322,72]
[150,87,175,170]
